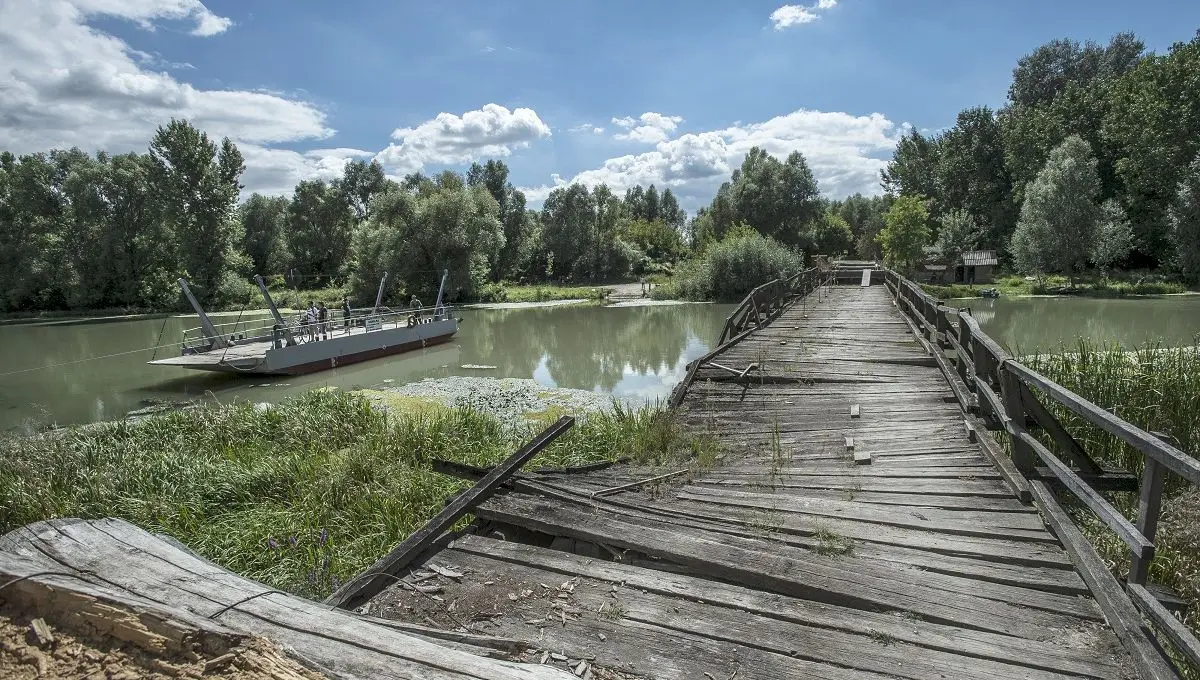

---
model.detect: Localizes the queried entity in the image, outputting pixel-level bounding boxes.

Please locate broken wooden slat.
[326,416,575,610]
[591,469,689,498]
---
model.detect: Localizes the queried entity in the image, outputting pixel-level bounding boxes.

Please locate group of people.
[301,301,330,342]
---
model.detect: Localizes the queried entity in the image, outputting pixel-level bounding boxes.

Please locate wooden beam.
[1006,361,1200,485]
[1019,432,1152,561]
[1018,381,1103,475]
[592,469,690,498]
[1028,481,1179,680]
[325,416,575,610]
[1129,583,1200,671]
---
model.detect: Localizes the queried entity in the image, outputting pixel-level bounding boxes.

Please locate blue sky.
[2,1,1198,210]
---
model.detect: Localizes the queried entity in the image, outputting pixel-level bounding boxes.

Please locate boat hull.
[269,331,456,375]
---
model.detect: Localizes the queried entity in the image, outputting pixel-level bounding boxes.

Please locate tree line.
[0,123,695,313]
[877,31,1200,282]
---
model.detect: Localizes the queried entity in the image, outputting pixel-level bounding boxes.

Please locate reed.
[0,390,716,599]
[1023,339,1200,652]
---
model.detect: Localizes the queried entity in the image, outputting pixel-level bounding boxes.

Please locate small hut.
[956,250,998,284]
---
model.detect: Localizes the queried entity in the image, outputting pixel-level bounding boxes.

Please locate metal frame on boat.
[150,271,459,375]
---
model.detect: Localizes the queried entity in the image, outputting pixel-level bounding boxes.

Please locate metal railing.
[883,268,1200,672]
[181,306,453,353]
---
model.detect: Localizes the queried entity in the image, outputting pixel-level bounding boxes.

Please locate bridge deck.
[367,284,1138,679]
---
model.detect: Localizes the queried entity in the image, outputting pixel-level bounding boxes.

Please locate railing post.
[935,302,950,346]
[957,313,974,386]
[1130,458,1165,585]
[999,365,1037,473]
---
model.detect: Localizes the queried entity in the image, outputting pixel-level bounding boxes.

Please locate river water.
[948,295,1200,353]
[0,302,733,432]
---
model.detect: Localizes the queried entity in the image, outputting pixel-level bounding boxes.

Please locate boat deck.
[150,322,411,371]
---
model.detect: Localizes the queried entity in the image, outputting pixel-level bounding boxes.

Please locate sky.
[1,1,1198,212]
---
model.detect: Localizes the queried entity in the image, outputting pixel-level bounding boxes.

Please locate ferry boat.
[150,271,458,375]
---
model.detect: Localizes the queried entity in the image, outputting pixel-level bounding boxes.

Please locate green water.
[948,295,1200,353]
[0,302,733,431]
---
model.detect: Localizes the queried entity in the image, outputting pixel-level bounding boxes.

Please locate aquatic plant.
[0,390,716,599]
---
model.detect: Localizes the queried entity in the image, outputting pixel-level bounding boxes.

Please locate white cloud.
[770,0,837,30]
[521,108,901,209]
[0,0,329,186]
[71,0,233,36]
[568,123,606,135]
[240,147,374,197]
[612,112,684,144]
[374,104,551,174]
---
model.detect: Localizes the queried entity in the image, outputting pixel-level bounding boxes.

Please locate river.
[948,295,1200,353]
[0,302,733,432]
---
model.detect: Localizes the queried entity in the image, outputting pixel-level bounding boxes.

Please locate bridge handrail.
[668,267,833,408]
[182,306,453,349]
[882,268,1200,671]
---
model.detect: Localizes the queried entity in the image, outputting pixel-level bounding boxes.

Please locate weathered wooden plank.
[1129,583,1200,670]
[1028,481,1179,680]
[326,416,574,610]
[477,493,1084,637]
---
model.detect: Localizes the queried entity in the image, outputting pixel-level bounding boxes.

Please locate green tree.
[338,159,389,222]
[239,194,289,275]
[1104,34,1200,262]
[881,130,941,199]
[149,119,244,304]
[659,188,686,229]
[1093,199,1134,278]
[1169,153,1200,283]
[934,106,1015,247]
[284,180,354,285]
[879,195,931,272]
[935,210,981,273]
[1010,135,1101,281]
[807,210,854,256]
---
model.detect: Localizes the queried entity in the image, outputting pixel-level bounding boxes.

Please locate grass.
[0,390,718,600]
[922,274,1189,300]
[812,528,855,556]
[1022,339,1200,669]
[471,282,609,304]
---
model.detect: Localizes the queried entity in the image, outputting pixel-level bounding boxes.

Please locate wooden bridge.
[5,268,1199,679]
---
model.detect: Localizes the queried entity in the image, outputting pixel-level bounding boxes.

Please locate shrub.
[662,231,804,302]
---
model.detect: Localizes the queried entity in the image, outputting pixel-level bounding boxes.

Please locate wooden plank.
[1019,431,1152,561]
[1129,583,1200,670]
[853,449,872,465]
[1018,381,1103,475]
[477,493,1084,638]
[850,403,861,418]
[1028,481,1180,680]
[970,415,1033,504]
[1007,360,1200,484]
[326,416,575,610]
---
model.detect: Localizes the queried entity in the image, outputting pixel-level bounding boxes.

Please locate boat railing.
[181,306,454,352]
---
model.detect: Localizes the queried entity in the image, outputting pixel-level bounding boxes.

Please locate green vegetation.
[880,195,931,272]
[0,390,717,599]
[655,227,804,302]
[921,274,1189,299]
[1022,340,1200,636]
[812,528,855,557]
[471,282,609,304]
[883,32,1200,285]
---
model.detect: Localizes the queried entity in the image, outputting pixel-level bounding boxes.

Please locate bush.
[661,231,804,302]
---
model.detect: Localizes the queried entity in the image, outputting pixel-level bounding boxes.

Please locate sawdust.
[0,614,324,680]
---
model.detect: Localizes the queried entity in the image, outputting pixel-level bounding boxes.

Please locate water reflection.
[0,303,731,430]
[948,296,1200,353]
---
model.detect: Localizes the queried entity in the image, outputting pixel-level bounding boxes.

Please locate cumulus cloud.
[239,147,375,197]
[612,112,684,144]
[770,0,837,30]
[0,0,330,191]
[374,104,551,174]
[521,108,901,209]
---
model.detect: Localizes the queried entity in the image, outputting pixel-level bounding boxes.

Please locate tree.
[149,119,244,303]
[1008,33,1144,109]
[806,211,854,256]
[338,159,389,222]
[1104,34,1200,263]
[643,185,661,223]
[1169,152,1200,283]
[934,106,1014,247]
[1093,199,1134,278]
[659,188,686,229]
[240,194,289,275]
[879,196,931,272]
[935,210,981,272]
[1010,135,1101,281]
[881,130,941,199]
[284,180,354,285]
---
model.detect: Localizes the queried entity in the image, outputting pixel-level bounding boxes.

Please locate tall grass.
[657,230,804,302]
[0,391,716,599]
[1023,339,1200,661]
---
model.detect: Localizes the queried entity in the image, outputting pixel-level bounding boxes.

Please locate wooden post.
[1129,458,1165,585]
[999,367,1036,473]
[957,312,974,387]
[325,416,575,610]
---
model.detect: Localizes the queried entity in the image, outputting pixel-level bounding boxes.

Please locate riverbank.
[0,385,716,600]
[922,274,1192,300]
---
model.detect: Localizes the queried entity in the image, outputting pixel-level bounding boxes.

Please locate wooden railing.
[884,268,1200,673]
[668,267,832,407]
